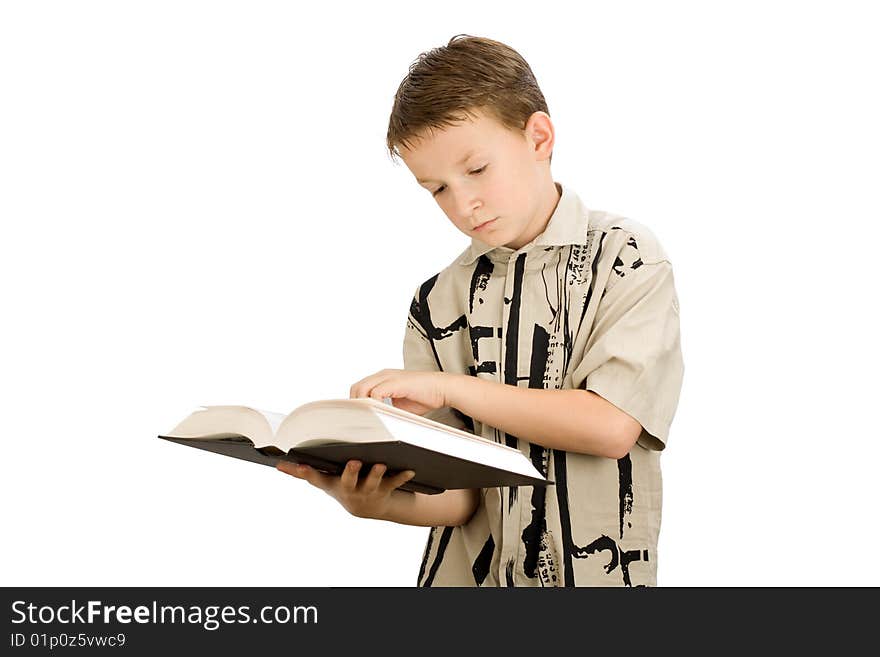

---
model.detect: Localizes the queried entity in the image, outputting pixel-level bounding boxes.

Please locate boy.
[277,35,684,587]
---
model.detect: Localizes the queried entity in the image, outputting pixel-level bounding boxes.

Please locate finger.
[349,376,369,399]
[276,461,312,478]
[277,463,332,490]
[383,469,416,492]
[368,376,398,402]
[276,462,298,476]
[351,382,372,399]
[357,373,396,401]
[362,463,387,493]
[350,371,386,399]
[339,460,362,490]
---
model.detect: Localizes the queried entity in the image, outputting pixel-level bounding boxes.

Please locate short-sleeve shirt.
[402,182,684,587]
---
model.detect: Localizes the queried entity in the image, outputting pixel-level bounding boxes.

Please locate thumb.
[390,398,429,416]
[276,461,300,476]
[277,463,328,489]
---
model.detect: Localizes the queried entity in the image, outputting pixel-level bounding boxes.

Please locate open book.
[158,397,552,495]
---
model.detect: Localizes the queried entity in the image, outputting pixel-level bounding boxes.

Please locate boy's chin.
[472,237,501,249]
[471,231,507,248]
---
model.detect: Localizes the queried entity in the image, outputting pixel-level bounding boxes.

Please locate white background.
[2,0,877,587]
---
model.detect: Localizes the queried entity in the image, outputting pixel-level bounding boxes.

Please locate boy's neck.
[506,179,562,250]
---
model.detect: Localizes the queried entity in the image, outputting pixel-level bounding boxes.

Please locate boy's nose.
[450,189,482,224]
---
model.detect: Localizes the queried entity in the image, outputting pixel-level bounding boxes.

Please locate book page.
[162,405,270,444]
[367,399,515,448]
[286,398,518,449]
[374,412,544,480]
[252,408,287,436]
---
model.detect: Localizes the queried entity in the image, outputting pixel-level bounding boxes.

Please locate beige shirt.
[402,182,684,586]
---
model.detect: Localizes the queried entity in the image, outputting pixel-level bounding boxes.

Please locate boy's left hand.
[350,369,451,416]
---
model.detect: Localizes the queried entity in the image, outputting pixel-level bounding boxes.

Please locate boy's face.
[399,109,554,250]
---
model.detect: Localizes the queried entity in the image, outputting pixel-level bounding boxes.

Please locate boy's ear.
[524,111,554,162]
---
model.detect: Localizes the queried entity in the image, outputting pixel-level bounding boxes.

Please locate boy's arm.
[353,370,638,459]
[444,378,640,460]
[377,487,480,527]
[277,460,480,527]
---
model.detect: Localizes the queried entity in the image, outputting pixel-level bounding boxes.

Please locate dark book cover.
[157,434,553,494]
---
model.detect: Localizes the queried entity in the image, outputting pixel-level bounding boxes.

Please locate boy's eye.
[431,165,487,197]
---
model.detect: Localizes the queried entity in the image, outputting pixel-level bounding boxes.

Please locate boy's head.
[387,35,559,251]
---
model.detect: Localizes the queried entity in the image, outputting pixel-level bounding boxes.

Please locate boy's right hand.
[276,459,416,520]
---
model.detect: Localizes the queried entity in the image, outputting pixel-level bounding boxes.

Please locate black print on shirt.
[469,255,493,313]
[501,253,528,513]
[523,321,551,584]
[419,525,455,587]
[536,530,560,586]
[573,535,650,588]
[618,454,634,540]
[468,325,497,375]
[473,534,494,586]
[409,274,468,344]
[611,235,643,279]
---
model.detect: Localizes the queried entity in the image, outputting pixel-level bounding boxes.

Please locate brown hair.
[386,34,550,161]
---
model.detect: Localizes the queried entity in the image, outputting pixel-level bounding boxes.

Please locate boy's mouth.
[473,218,498,232]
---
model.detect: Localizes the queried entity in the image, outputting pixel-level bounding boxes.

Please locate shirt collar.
[457,182,589,266]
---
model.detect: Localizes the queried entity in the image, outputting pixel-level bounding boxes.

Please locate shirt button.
[503,297,511,304]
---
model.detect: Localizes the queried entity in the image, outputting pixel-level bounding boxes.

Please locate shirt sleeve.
[568,260,684,451]
[402,290,470,432]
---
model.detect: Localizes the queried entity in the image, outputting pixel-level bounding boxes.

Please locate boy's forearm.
[375,487,479,527]
[443,374,637,459]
